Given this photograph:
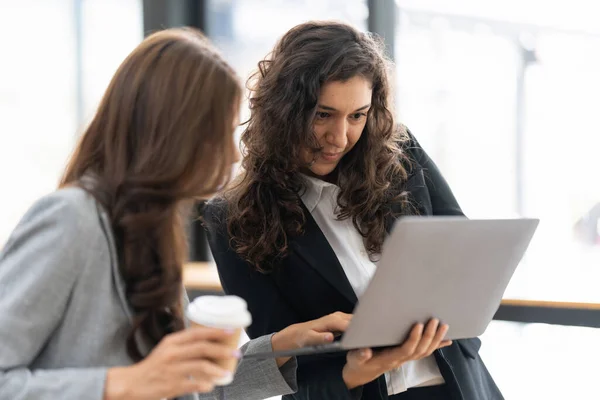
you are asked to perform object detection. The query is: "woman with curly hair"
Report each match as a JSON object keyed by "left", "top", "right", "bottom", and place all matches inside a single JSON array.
[{"left": 204, "top": 21, "right": 503, "bottom": 400}]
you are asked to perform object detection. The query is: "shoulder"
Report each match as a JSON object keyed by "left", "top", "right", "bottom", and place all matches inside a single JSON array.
[
  {"left": 11, "top": 187, "right": 104, "bottom": 250},
  {"left": 203, "top": 197, "right": 228, "bottom": 222},
  {"left": 0, "top": 187, "right": 107, "bottom": 290},
  {"left": 396, "top": 125, "right": 423, "bottom": 166},
  {"left": 34, "top": 186, "right": 99, "bottom": 227},
  {"left": 387, "top": 124, "right": 425, "bottom": 179},
  {"left": 202, "top": 197, "right": 229, "bottom": 234}
]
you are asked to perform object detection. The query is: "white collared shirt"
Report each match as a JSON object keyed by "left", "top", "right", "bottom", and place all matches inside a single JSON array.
[{"left": 300, "top": 175, "right": 445, "bottom": 395}]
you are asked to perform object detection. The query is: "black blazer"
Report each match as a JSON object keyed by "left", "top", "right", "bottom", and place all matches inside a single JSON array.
[{"left": 204, "top": 132, "right": 504, "bottom": 400}]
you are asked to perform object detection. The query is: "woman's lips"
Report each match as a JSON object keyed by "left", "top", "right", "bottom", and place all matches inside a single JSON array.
[{"left": 320, "top": 152, "right": 343, "bottom": 162}]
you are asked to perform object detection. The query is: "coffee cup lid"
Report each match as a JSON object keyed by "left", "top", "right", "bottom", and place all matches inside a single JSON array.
[{"left": 186, "top": 295, "right": 252, "bottom": 329}]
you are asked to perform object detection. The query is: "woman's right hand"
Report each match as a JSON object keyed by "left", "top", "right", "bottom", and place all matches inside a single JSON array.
[
  {"left": 104, "top": 326, "right": 240, "bottom": 400},
  {"left": 342, "top": 319, "right": 452, "bottom": 390},
  {"left": 271, "top": 311, "right": 352, "bottom": 367}
]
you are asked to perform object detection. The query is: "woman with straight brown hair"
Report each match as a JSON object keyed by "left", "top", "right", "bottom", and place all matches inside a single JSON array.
[{"left": 0, "top": 28, "right": 350, "bottom": 400}]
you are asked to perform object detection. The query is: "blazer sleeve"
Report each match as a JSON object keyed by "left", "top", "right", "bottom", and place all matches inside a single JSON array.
[
  {"left": 199, "top": 334, "right": 298, "bottom": 400},
  {"left": 405, "top": 128, "right": 465, "bottom": 217},
  {"left": 0, "top": 193, "right": 107, "bottom": 400},
  {"left": 203, "top": 202, "right": 362, "bottom": 400}
]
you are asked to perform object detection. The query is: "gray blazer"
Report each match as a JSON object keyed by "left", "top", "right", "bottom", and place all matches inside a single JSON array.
[{"left": 0, "top": 188, "right": 297, "bottom": 400}]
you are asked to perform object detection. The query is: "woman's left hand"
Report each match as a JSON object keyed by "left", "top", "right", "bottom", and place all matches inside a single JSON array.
[{"left": 271, "top": 312, "right": 352, "bottom": 367}]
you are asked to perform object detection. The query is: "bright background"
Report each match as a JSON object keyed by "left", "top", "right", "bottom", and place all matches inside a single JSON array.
[{"left": 1, "top": 1, "right": 599, "bottom": 398}]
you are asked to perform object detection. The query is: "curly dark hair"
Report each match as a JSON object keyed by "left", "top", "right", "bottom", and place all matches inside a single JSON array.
[
  {"left": 61, "top": 28, "right": 241, "bottom": 360},
  {"left": 223, "top": 21, "right": 411, "bottom": 272}
]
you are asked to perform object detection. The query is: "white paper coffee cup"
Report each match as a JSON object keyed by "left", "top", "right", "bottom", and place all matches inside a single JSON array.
[{"left": 186, "top": 295, "right": 252, "bottom": 385}]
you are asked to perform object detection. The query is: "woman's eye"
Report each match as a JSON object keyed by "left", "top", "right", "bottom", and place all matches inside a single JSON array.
[
  {"left": 316, "top": 112, "right": 330, "bottom": 119},
  {"left": 350, "top": 113, "right": 367, "bottom": 120}
]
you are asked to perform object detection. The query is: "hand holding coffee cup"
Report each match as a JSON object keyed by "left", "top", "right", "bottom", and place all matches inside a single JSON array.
[
  {"left": 186, "top": 295, "right": 252, "bottom": 385},
  {"left": 104, "top": 327, "right": 240, "bottom": 400}
]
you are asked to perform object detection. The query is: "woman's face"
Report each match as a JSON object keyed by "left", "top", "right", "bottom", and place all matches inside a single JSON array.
[{"left": 303, "top": 75, "right": 372, "bottom": 178}]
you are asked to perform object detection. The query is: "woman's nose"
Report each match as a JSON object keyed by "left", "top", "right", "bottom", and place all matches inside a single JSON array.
[{"left": 326, "top": 119, "right": 348, "bottom": 148}]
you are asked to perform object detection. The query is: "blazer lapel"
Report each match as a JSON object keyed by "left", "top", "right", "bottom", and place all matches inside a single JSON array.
[{"left": 290, "top": 202, "right": 358, "bottom": 305}]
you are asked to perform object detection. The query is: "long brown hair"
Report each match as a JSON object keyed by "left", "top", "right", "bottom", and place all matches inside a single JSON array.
[
  {"left": 61, "top": 28, "right": 241, "bottom": 360},
  {"left": 223, "top": 21, "right": 410, "bottom": 272}
]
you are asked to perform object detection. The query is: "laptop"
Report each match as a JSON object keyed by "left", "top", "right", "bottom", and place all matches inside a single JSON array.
[{"left": 243, "top": 216, "right": 539, "bottom": 359}]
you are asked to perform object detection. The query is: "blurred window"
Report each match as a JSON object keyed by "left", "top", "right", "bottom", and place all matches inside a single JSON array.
[
  {"left": 395, "top": 0, "right": 600, "bottom": 303},
  {"left": 0, "top": 0, "right": 143, "bottom": 246}
]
